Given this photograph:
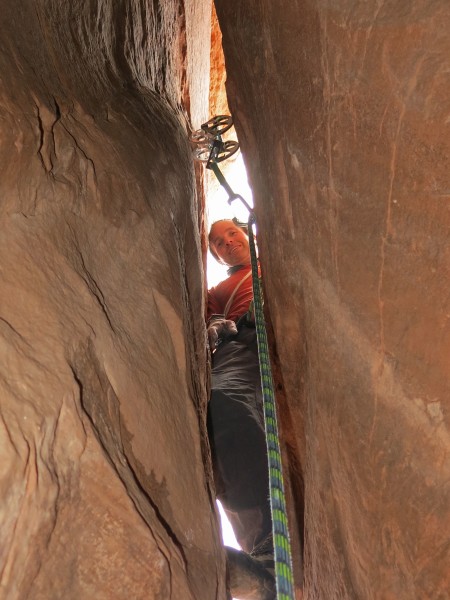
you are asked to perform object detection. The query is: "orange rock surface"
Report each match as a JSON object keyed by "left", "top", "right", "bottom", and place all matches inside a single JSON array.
[{"left": 215, "top": 1, "right": 450, "bottom": 597}]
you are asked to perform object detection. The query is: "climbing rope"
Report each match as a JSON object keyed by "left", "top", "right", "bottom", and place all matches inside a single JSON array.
[{"left": 247, "top": 212, "right": 295, "bottom": 600}]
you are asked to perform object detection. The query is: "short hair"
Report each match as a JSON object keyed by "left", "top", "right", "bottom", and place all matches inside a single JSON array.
[{"left": 208, "top": 218, "right": 249, "bottom": 262}]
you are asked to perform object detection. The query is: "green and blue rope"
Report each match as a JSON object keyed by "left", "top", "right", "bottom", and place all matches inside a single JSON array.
[{"left": 247, "top": 212, "right": 295, "bottom": 599}]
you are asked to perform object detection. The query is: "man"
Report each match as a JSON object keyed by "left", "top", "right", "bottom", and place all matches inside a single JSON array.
[{"left": 207, "top": 219, "right": 272, "bottom": 561}]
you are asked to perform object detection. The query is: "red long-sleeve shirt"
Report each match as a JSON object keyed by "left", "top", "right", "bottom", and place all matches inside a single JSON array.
[{"left": 207, "top": 265, "right": 254, "bottom": 323}]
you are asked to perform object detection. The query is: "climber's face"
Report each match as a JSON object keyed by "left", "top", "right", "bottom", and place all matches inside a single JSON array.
[{"left": 209, "top": 220, "right": 251, "bottom": 267}]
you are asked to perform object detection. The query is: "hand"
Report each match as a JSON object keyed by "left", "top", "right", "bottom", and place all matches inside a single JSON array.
[{"left": 207, "top": 317, "right": 238, "bottom": 351}]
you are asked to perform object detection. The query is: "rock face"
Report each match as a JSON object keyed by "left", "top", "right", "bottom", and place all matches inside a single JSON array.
[
  {"left": 0, "top": 1, "right": 226, "bottom": 599},
  {"left": 3, "top": 1, "right": 450, "bottom": 598},
  {"left": 215, "top": 1, "right": 450, "bottom": 598}
]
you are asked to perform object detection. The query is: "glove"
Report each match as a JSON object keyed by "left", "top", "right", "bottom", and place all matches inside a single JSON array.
[{"left": 207, "top": 315, "right": 238, "bottom": 351}]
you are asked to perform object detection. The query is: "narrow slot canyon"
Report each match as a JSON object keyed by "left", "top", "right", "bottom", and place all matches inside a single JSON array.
[{"left": 0, "top": 2, "right": 449, "bottom": 599}]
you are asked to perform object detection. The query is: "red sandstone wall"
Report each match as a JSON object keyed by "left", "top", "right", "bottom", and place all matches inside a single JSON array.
[
  {"left": 215, "top": 1, "right": 450, "bottom": 597},
  {"left": 0, "top": 1, "right": 225, "bottom": 598}
]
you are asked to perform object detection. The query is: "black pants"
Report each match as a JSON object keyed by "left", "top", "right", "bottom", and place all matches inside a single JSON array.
[{"left": 207, "top": 324, "right": 272, "bottom": 553}]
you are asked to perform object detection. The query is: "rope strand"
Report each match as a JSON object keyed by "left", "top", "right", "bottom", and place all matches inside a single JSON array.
[{"left": 248, "top": 212, "right": 295, "bottom": 599}]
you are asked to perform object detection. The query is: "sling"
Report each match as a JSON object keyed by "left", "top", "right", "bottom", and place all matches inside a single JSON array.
[{"left": 223, "top": 270, "right": 252, "bottom": 318}]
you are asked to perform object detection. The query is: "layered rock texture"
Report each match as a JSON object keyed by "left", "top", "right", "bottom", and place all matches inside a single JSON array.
[
  {"left": 215, "top": 1, "right": 450, "bottom": 598},
  {"left": 0, "top": 1, "right": 225, "bottom": 599},
  {"left": 2, "top": 1, "right": 450, "bottom": 599}
]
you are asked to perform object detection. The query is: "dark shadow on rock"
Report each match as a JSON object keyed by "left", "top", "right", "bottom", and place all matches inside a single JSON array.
[{"left": 225, "top": 546, "right": 276, "bottom": 600}]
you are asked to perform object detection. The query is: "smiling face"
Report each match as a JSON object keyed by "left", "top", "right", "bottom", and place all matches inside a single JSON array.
[{"left": 209, "top": 220, "right": 251, "bottom": 267}]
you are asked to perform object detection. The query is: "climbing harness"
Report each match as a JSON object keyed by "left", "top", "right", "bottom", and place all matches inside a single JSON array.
[{"left": 191, "top": 116, "right": 295, "bottom": 599}]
